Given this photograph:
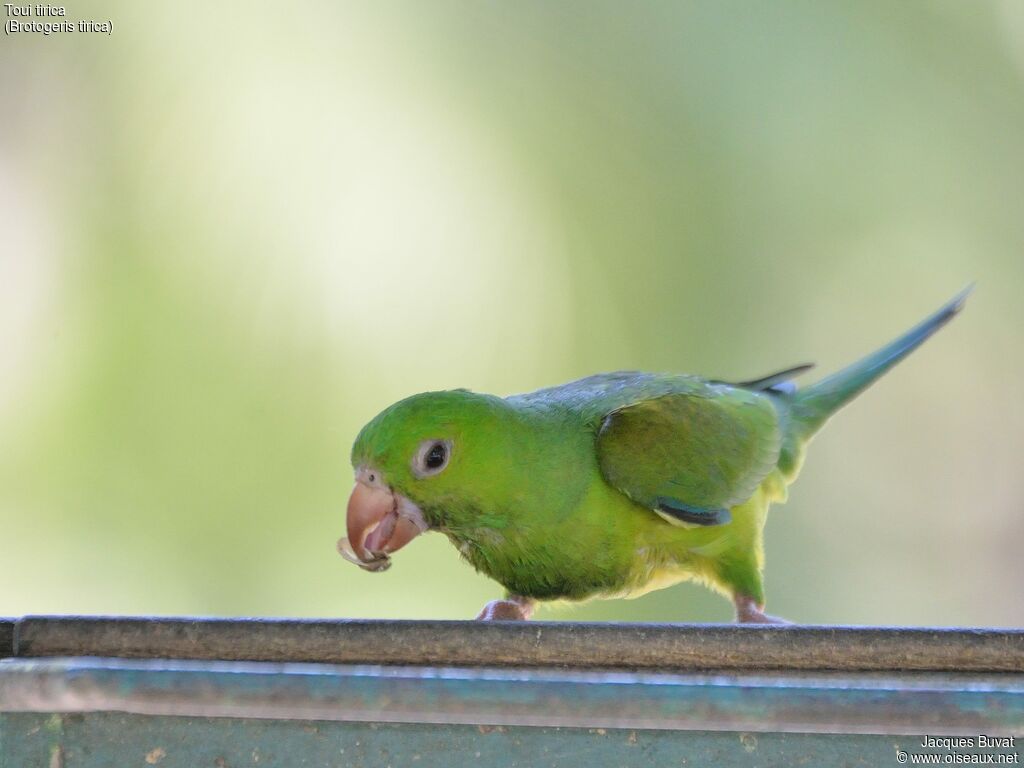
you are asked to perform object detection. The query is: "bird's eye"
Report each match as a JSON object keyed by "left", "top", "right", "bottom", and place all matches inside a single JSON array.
[
  {"left": 425, "top": 443, "right": 446, "bottom": 468},
  {"left": 413, "top": 439, "right": 452, "bottom": 478}
]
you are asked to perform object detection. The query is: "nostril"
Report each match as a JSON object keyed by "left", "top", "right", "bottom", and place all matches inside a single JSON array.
[{"left": 369, "top": 473, "right": 376, "bottom": 482}]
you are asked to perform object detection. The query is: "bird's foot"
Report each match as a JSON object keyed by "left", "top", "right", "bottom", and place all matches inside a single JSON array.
[
  {"left": 475, "top": 595, "right": 535, "bottom": 621},
  {"left": 734, "top": 595, "right": 791, "bottom": 624}
]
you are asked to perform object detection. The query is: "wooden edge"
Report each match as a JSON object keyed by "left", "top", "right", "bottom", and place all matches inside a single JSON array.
[
  {"left": 7, "top": 616, "right": 1024, "bottom": 672},
  {"left": 2, "top": 656, "right": 1022, "bottom": 736}
]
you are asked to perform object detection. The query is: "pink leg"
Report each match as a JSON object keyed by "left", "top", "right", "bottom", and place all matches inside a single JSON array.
[
  {"left": 475, "top": 595, "right": 535, "bottom": 621},
  {"left": 734, "top": 594, "right": 791, "bottom": 624}
]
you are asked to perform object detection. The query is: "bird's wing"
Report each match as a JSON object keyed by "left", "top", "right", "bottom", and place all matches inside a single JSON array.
[{"left": 596, "top": 388, "right": 782, "bottom": 526}]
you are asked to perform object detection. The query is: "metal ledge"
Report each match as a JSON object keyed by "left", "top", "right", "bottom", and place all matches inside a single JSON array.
[
  {"left": 2, "top": 657, "right": 1023, "bottom": 736},
  {"left": 3, "top": 618, "right": 1024, "bottom": 753},
  {"left": 4, "top": 616, "right": 1024, "bottom": 672}
]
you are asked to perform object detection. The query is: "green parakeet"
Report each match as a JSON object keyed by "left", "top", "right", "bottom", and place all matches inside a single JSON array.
[{"left": 339, "top": 288, "right": 970, "bottom": 622}]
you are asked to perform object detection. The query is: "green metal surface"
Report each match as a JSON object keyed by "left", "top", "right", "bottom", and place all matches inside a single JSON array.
[
  {"left": 2, "top": 657, "right": 1023, "bottom": 736},
  {"left": 5, "top": 712, "right": 1005, "bottom": 768}
]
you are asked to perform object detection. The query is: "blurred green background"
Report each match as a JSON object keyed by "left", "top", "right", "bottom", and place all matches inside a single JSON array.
[{"left": 1, "top": 1, "right": 1022, "bottom": 626}]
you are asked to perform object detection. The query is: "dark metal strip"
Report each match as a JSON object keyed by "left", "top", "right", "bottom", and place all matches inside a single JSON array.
[
  {"left": 0, "top": 619, "right": 13, "bottom": 659},
  {"left": 12, "top": 616, "right": 1024, "bottom": 672}
]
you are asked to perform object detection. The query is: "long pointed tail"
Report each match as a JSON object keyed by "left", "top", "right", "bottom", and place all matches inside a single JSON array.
[{"left": 791, "top": 285, "right": 973, "bottom": 439}]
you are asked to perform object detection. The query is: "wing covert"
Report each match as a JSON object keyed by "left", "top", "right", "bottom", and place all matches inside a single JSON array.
[{"left": 596, "top": 389, "right": 782, "bottom": 525}]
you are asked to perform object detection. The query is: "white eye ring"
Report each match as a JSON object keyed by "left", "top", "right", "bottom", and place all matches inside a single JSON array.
[{"left": 412, "top": 439, "right": 452, "bottom": 478}]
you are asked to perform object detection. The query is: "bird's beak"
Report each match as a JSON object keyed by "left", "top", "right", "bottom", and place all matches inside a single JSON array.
[{"left": 337, "top": 472, "right": 428, "bottom": 573}]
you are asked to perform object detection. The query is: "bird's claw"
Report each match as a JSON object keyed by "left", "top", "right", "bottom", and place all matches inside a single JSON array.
[{"left": 336, "top": 537, "right": 391, "bottom": 572}]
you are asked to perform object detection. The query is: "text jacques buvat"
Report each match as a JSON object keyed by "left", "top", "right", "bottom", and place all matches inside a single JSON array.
[{"left": 4, "top": 5, "right": 113, "bottom": 35}]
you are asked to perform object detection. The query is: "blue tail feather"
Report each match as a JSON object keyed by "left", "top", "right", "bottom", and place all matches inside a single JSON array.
[{"left": 791, "top": 284, "right": 973, "bottom": 438}]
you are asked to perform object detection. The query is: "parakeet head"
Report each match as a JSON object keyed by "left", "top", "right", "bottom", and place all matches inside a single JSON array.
[{"left": 339, "top": 389, "right": 515, "bottom": 572}]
